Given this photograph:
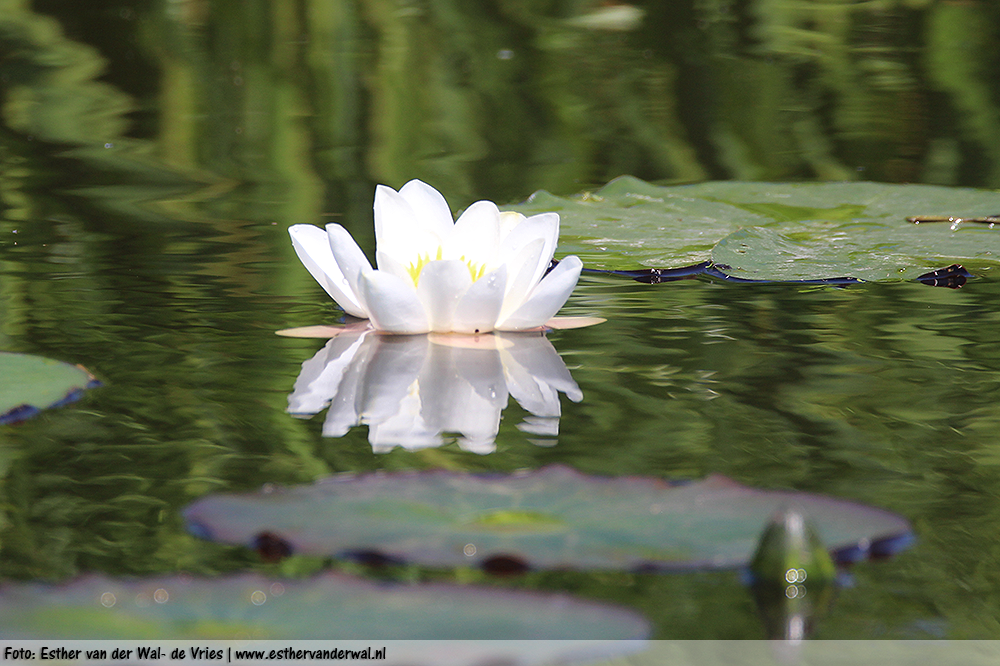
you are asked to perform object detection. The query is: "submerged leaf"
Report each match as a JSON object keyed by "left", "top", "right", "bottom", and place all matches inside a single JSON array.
[
  {"left": 185, "top": 466, "right": 912, "bottom": 571},
  {"left": 0, "top": 573, "right": 649, "bottom": 643}
]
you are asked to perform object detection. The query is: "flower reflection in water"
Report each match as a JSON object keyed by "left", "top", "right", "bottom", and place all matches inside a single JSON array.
[{"left": 287, "top": 328, "right": 583, "bottom": 454}]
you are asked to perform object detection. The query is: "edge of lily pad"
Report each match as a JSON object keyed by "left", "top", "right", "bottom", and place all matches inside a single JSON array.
[{"left": 0, "top": 359, "right": 102, "bottom": 426}]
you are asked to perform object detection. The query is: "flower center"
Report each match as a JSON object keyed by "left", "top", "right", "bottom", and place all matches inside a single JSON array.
[
  {"left": 407, "top": 248, "right": 487, "bottom": 285},
  {"left": 464, "top": 256, "right": 486, "bottom": 282},
  {"left": 406, "top": 247, "right": 443, "bottom": 284}
]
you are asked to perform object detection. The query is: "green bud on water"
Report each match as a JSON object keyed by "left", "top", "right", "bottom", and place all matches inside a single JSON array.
[{"left": 749, "top": 508, "right": 837, "bottom": 641}]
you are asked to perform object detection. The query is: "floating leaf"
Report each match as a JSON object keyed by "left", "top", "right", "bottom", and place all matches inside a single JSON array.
[
  {"left": 509, "top": 178, "right": 1000, "bottom": 281},
  {"left": 0, "top": 573, "right": 649, "bottom": 643},
  {"left": 185, "top": 466, "right": 912, "bottom": 571},
  {"left": 0, "top": 352, "right": 100, "bottom": 425}
]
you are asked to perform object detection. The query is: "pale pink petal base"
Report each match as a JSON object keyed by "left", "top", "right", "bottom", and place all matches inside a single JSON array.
[
  {"left": 543, "top": 316, "right": 607, "bottom": 330},
  {"left": 276, "top": 315, "right": 604, "bottom": 339}
]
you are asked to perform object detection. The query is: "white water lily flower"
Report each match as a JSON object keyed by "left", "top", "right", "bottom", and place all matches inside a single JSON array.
[{"left": 289, "top": 180, "right": 583, "bottom": 334}]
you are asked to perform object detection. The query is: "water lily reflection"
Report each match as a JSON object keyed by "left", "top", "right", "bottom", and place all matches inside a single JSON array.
[{"left": 288, "top": 329, "right": 583, "bottom": 453}]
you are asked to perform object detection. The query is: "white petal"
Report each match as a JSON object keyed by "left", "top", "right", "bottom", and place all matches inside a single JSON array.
[
  {"left": 498, "top": 211, "right": 527, "bottom": 242},
  {"left": 398, "top": 180, "right": 455, "bottom": 238},
  {"left": 358, "top": 268, "right": 430, "bottom": 334},
  {"left": 446, "top": 200, "right": 501, "bottom": 267},
  {"left": 498, "top": 212, "right": 559, "bottom": 270},
  {"left": 375, "top": 249, "right": 416, "bottom": 287},
  {"left": 452, "top": 265, "right": 507, "bottom": 334},
  {"left": 374, "top": 184, "right": 443, "bottom": 269},
  {"left": 288, "top": 224, "right": 367, "bottom": 318},
  {"left": 496, "top": 256, "right": 582, "bottom": 331},
  {"left": 496, "top": 237, "right": 544, "bottom": 324},
  {"left": 494, "top": 213, "right": 560, "bottom": 316},
  {"left": 415, "top": 260, "right": 473, "bottom": 332},
  {"left": 326, "top": 223, "right": 373, "bottom": 313}
]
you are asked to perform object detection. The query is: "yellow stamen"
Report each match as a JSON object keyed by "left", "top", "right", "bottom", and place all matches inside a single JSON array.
[
  {"left": 463, "top": 256, "right": 486, "bottom": 282},
  {"left": 407, "top": 247, "right": 444, "bottom": 285},
  {"left": 407, "top": 248, "right": 487, "bottom": 285}
]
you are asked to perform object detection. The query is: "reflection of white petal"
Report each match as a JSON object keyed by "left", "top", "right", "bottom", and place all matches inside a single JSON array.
[
  {"left": 287, "top": 331, "right": 369, "bottom": 416},
  {"left": 288, "top": 224, "right": 367, "bottom": 317},
  {"left": 444, "top": 388, "right": 502, "bottom": 445},
  {"left": 322, "top": 336, "right": 379, "bottom": 437},
  {"left": 451, "top": 346, "right": 509, "bottom": 407},
  {"left": 367, "top": 382, "right": 444, "bottom": 453},
  {"left": 497, "top": 256, "right": 582, "bottom": 330},
  {"left": 358, "top": 335, "right": 428, "bottom": 422},
  {"left": 499, "top": 332, "right": 584, "bottom": 405},
  {"left": 458, "top": 436, "right": 497, "bottom": 455},
  {"left": 415, "top": 260, "right": 473, "bottom": 332},
  {"left": 512, "top": 380, "right": 563, "bottom": 418},
  {"left": 452, "top": 265, "right": 507, "bottom": 334},
  {"left": 359, "top": 269, "right": 429, "bottom": 334},
  {"left": 287, "top": 327, "right": 582, "bottom": 453},
  {"left": 502, "top": 337, "right": 564, "bottom": 417},
  {"left": 420, "top": 345, "right": 506, "bottom": 443},
  {"left": 517, "top": 416, "right": 561, "bottom": 436}
]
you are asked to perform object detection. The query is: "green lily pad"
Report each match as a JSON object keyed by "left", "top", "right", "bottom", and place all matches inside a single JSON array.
[
  {"left": 0, "top": 352, "right": 100, "bottom": 425},
  {"left": 184, "top": 466, "right": 912, "bottom": 571},
  {"left": 0, "top": 573, "right": 649, "bottom": 642},
  {"left": 508, "top": 178, "right": 1000, "bottom": 281}
]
